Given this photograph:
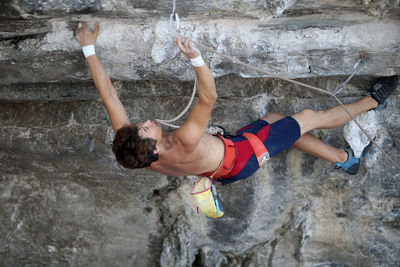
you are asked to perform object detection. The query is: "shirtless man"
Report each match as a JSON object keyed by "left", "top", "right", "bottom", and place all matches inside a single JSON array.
[{"left": 75, "top": 22, "right": 398, "bottom": 184}]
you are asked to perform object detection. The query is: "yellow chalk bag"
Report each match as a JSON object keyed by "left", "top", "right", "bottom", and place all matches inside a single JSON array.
[{"left": 190, "top": 177, "right": 224, "bottom": 218}]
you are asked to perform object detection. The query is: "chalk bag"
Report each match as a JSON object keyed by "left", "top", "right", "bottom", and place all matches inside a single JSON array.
[{"left": 190, "top": 177, "right": 224, "bottom": 218}]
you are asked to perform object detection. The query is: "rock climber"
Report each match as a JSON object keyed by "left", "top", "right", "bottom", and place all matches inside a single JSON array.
[{"left": 75, "top": 22, "right": 398, "bottom": 184}]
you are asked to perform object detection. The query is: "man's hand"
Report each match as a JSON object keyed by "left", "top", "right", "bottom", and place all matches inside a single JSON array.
[
  {"left": 176, "top": 35, "right": 200, "bottom": 59},
  {"left": 75, "top": 22, "right": 100, "bottom": 47}
]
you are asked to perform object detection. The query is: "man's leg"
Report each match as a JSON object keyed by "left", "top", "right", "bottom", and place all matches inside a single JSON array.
[
  {"left": 290, "top": 96, "right": 378, "bottom": 136},
  {"left": 263, "top": 76, "right": 397, "bottom": 172},
  {"left": 287, "top": 96, "right": 378, "bottom": 173},
  {"left": 262, "top": 112, "right": 348, "bottom": 163}
]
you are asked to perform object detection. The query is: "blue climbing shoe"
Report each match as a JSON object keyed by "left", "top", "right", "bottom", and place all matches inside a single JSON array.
[
  {"left": 368, "top": 76, "right": 398, "bottom": 111},
  {"left": 335, "top": 141, "right": 373, "bottom": 175}
]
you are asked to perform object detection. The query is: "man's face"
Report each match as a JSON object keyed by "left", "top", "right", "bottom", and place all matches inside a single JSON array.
[{"left": 137, "top": 120, "right": 162, "bottom": 142}]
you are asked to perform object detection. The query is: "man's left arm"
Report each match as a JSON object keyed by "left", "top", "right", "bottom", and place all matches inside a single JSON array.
[{"left": 174, "top": 36, "right": 217, "bottom": 150}]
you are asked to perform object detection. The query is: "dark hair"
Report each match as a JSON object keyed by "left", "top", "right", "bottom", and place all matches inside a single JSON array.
[{"left": 112, "top": 125, "right": 159, "bottom": 169}]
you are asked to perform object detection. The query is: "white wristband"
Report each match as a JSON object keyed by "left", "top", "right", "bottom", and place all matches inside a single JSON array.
[
  {"left": 82, "top": 45, "right": 95, "bottom": 58},
  {"left": 190, "top": 55, "right": 204, "bottom": 67}
]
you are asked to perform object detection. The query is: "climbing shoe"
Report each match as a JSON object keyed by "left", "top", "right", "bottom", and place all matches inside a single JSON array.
[
  {"left": 335, "top": 141, "right": 373, "bottom": 175},
  {"left": 368, "top": 76, "right": 398, "bottom": 111}
]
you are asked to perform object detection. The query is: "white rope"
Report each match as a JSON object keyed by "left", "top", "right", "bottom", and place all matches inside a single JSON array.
[
  {"left": 157, "top": 0, "right": 193, "bottom": 128},
  {"left": 155, "top": 77, "right": 197, "bottom": 128}
]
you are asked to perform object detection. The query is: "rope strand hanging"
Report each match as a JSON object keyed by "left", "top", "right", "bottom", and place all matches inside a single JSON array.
[{"left": 155, "top": 78, "right": 197, "bottom": 128}]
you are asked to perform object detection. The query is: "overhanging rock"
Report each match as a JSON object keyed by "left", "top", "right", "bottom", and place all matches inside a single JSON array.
[{"left": 0, "top": 5, "right": 399, "bottom": 84}]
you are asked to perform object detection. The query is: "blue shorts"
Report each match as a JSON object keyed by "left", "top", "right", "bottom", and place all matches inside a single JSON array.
[{"left": 217, "top": 116, "right": 301, "bottom": 184}]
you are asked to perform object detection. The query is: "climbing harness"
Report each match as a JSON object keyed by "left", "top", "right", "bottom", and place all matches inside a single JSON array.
[
  {"left": 199, "top": 136, "right": 237, "bottom": 179},
  {"left": 242, "top": 132, "right": 270, "bottom": 167}
]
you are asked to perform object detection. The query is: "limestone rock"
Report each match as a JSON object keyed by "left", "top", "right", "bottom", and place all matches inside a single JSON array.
[
  {"left": 344, "top": 110, "right": 377, "bottom": 158},
  {"left": 160, "top": 218, "right": 196, "bottom": 267},
  {"left": 1, "top": 1, "right": 400, "bottom": 266}
]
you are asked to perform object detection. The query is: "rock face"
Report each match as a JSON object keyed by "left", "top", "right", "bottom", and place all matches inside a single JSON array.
[
  {"left": 1, "top": 1, "right": 400, "bottom": 266},
  {"left": 1, "top": 1, "right": 400, "bottom": 84}
]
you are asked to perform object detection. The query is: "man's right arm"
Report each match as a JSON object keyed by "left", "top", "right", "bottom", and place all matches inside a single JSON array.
[{"left": 76, "top": 22, "right": 130, "bottom": 132}]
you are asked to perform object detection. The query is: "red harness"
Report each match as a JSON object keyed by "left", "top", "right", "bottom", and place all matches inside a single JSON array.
[
  {"left": 242, "top": 132, "right": 270, "bottom": 167},
  {"left": 200, "top": 136, "right": 237, "bottom": 179},
  {"left": 200, "top": 133, "right": 270, "bottom": 180}
]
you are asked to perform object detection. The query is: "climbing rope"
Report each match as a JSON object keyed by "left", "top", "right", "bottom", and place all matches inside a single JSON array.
[
  {"left": 158, "top": 2, "right": 220, "bottom": 134},
  {"left": 156, "top": 0, "right": 188, "bottom": 129},
  {"left": 155, "top": 78, "right": 197, "bottom": 128}
]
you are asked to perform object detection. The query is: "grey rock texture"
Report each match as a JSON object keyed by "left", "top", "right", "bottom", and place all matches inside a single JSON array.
[
  {"left": 1, "top": 1, "right": 400, "bottom": 84},
  {"left": 1, "top": 1, "right": 400, "bottom": 267}
]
